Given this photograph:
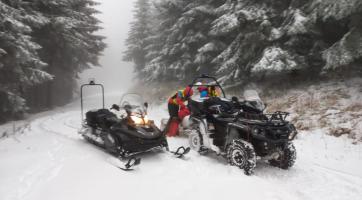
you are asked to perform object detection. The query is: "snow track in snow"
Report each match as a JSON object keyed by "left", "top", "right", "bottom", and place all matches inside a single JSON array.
[{"left": 1, "top": 98, "right": 362, "bottom": 200}]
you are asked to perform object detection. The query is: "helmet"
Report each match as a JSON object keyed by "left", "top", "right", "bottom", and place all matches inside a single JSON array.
[
  {"left": 183, "top": 86, "right": 194, "bottom": 97},
  {"left": 200, "top": 90, "right": 208, "bottom": 98}
]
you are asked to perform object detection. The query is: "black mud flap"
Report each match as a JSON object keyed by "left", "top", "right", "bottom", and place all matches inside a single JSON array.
[
  {"left": 116, "top": 157, "right": 141, "bottom": 171},
  {"left": 171, "top": 146, "right": 191, "bottom": 158}
]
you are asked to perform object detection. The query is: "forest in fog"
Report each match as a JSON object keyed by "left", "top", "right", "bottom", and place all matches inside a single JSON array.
[
  {"left": 0, "top": 0, "right": 105, "bottom": 123},
  {"left": 1, "top": 0, "right": 362, "bottom": 123},
  {"left": 125, "top": 0, "right": 362, "bottom": 88}
]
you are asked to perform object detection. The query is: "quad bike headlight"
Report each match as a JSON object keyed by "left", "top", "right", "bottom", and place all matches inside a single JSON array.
[
  {"left": 289, "top": 130, "right": 297, "bottom": 140},
  {"left": 252, "top": 127, "right": 260, "bottom": 135},
  {"left": 252, "top": 127, "right": 266, "bottom": 137},
  {"left": 288, "top": 124, "right": 298, "bottom": 140}
]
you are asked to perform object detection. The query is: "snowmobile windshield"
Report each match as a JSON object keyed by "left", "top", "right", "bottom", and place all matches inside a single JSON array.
[
  {"left": 119, "top": 93, "right": 146, "bottom": 115},
  {"left": 120, "top": 93, "right": 149, "bottom": 125},
  {"left": 243, "top": 90, "right": 265, "bottom": 111}
]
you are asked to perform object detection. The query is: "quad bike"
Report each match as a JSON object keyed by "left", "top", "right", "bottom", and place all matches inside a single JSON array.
[
  {"left": 78, "top": 81, "right": 190, "bottom": 170},
  {"left": 186, "top": 75, "right": 298, "bottom": 175}
]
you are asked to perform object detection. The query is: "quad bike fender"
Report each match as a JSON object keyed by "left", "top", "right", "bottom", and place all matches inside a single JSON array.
[{"left": 225, "top": 123, "right": 251, "bottom": 145}]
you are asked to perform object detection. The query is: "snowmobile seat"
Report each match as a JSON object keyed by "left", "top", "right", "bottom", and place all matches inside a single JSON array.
[
  {"left": 86, "top": 110, "right": 99, "bottom": 127},
  {"left": 86, "top": 109, "right": 118, "bottom": 129}
]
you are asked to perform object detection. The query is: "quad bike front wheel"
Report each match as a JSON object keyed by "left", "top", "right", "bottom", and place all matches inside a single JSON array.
[
  {"left": 269, "top": 142, "right": 297, "bottom": 169},
  {"left": 189, "top": 131, "right": 202, "bottom": 152},
  {"left": 226, "top": 139, "right": 256, "bottom": 175}
]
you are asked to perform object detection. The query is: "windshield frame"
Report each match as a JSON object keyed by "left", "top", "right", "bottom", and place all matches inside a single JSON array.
[
  {"left": 119, "top": 93, "right": 147, "bottom": 115},
  {"left": 189, "top": 75, "right": 227, "bottom": 98}
]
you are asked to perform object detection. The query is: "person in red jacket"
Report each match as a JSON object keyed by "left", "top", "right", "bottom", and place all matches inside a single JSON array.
[{"left": 166, "top": 86, "right": 193, "bottom": 137}]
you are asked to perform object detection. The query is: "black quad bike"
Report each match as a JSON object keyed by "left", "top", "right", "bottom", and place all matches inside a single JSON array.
[
  {"left": 185, "top": 75, "right": 298, "bottom": 175},
  {"left": 78, "top": 81, "right": 189, "bottom": 170}
]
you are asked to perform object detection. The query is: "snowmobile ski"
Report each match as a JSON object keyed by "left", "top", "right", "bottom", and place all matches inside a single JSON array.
[
  {"left": 170, "top": 146, "right": 191, "bottom": 158},
  {"left": 113, "top": 157, "right": 141, "bottom": 171}
]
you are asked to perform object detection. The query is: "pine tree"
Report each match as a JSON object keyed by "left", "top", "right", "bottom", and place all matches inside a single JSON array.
[
  {"left": 142, "top": 0, "right": 225, "bottom": 83},
  {"left": 142, "top": 0, "right": 189, "bottom": 82},
  {"left": 0, "top": 0, "right": 53, "bottom": 120},
  {"left": 127, "top": 0, "right": 362, "bottom": 89},
  {"left": 312, "top": 0, "right": 362, "bottom": 71},
  {"left": 124, "top": 0, "right": 153, "bottom": 79},
  {"left": 25, "top": 0, "right": 106, "bottom": 108}
]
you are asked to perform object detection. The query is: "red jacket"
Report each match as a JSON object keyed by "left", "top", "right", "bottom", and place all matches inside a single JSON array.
[{"left": 168, "top": 90, "right": 187, "bottom": 109}]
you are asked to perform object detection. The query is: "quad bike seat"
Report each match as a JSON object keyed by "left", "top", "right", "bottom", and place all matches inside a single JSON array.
[
  {"left": 203, "top": 97, "right": 238, "bottom": 115},
  {"left": 188, "top": 99, "right": 205, "bottom": 116}
]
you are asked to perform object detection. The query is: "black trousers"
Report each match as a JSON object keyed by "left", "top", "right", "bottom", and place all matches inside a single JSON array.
[{"left": 168, "top": 103, "right": 179, "bottom": 118}]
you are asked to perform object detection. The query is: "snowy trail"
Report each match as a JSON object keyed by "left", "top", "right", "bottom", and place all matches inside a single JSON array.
[{"left": 1, "top": 95, "right": 362, "bottom": 200}]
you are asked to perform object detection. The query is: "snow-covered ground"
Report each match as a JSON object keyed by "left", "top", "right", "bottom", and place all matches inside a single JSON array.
[{"left": 1, "top": 93, "right": 362, "bottom": 200}]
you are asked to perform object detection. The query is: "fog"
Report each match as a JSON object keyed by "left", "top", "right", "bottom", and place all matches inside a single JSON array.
[{"left": 80, "top": 0, "right": 136, "bottom": 92}]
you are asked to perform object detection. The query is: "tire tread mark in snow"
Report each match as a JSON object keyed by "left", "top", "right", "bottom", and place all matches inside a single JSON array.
[{"left": 313, "top": 162, "right": 362, "bottom": 181}]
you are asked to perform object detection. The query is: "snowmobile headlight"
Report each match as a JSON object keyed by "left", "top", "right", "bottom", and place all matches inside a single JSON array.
[{"left": 130, "top": 115, "right": 149, "bottom": 125}]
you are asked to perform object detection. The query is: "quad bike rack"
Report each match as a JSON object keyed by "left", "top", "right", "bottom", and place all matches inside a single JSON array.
[
  {"left": 265, "top": 111, "right": 290, "bottom": 122},
  {"left": 80, "top": 80, "right": 105, "bottom": 121}
]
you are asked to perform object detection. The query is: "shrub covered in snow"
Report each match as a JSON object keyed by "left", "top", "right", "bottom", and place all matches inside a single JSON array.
[
  {"left": 251, "top": 47, "right": 298, "bottom": 76},
  {"left": 264, "top": 78, "right": 362, "bottom": 143}
]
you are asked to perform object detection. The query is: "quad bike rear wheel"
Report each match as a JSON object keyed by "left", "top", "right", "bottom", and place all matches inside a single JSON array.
[
  {"left": 226, "top": 139, "right": 256, "bottom": 175},
  {"left": 269, "top": 142, "right": 296, "bottom": 169}
]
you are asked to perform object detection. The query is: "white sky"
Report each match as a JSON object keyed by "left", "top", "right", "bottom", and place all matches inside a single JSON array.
[{"left": 80, "top": 0, "right": 136, "bottom": 92}]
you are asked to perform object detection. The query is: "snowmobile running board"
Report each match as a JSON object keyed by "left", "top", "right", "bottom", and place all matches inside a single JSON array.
[{"left": 113, "top": 147, "right": 189, "bottom": 171}]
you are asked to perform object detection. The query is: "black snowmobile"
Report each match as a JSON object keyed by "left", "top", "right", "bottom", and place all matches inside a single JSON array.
[
  {"left": 78, "top": 81, "right": 189, "bottom": 170},
  {"left": 186, "top": 75, "right": 298, "bottom": 175}
]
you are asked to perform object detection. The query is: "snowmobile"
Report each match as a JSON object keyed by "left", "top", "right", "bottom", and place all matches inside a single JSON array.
[
  {"left": 78, "top": 81, "right": 189, "bottom": 170},
  {"left": 185, "top": 75, "right": 298, "bottom": 175}
]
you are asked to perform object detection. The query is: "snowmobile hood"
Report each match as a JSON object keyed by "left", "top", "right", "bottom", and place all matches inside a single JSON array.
[{"left": 111, "top": 124, "right": 163, "bottom": 140}]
